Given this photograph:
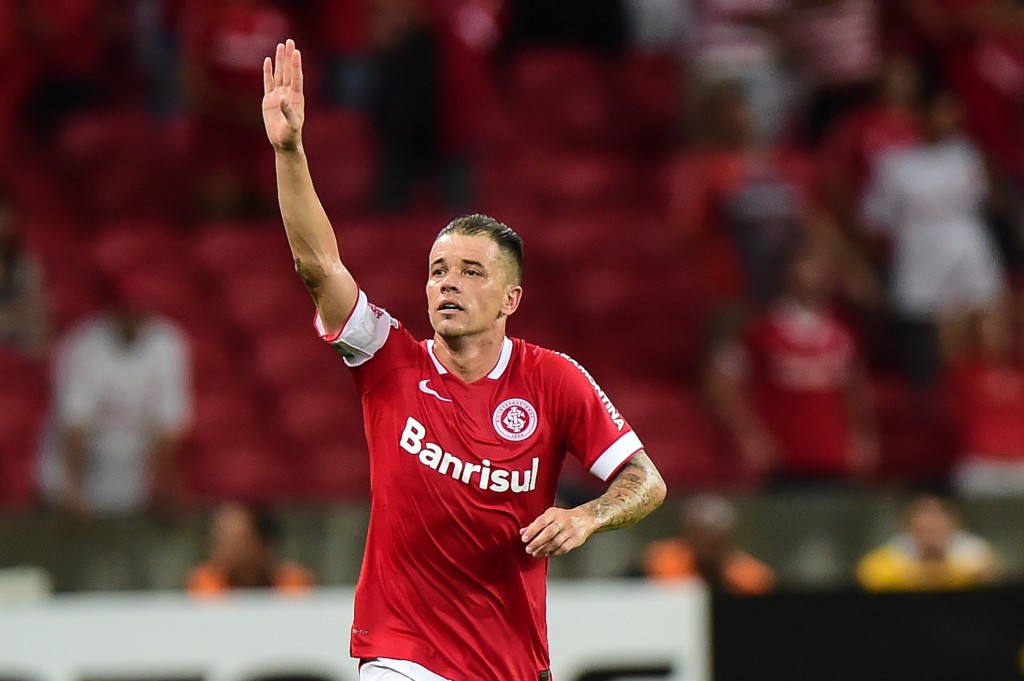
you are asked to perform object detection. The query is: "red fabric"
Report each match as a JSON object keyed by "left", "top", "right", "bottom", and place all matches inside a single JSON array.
[
  {"left": 181, "top": 0, "right": 290, "bottom": 96},
  {"left": 344, "top": 323, "right": 640, "bottom": 680},
  {"left": 948, "top": 359, "right": 1024, "bottom": 460},
  {"left": 741, "top": 306, "right": 857, "bottom": 477},
  {"left": 820, "top": 104, "right": 920, "bottom": 199},
  {"left": 29, "top": 0, "right": 105, "bottom": 75},
  {"left": 670, "top": 147, "right": 817, "bottom": 304}
]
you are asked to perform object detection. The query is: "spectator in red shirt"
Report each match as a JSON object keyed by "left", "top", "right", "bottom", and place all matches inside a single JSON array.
[
  {"left": 179, "top": 0, "right": 291, "bottom": 216},
  {"left": 709, "top": 232, "right": 878, "bottom": 485},
  {"left": 820, "top": 56, "right": 921, "bottom": 234},
  {"left": 786, "top": 0, "right": 884, "bottom": 146},
  {"left": 901, "top": 0, "right": 1024, "bottom": 185},
  {"left": 670, "top": 81, "right": 819, "bottom": 310},
  {"left": 947, "top": 303, "right": 1024, "bottom": 497}
]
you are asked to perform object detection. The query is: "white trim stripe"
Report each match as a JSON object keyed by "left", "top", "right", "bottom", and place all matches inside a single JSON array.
[
  {"left": 425, "top": 340, "right": 448, "bottom": 374},
  {"left": 486, "top": 337, "right": 514, "bottom": 380},
  {"left": 314, "top": 290, "right": 366, "bottom": 343},
  {"left": 589, "top": 431, "right": 643, "bottom": 481}
]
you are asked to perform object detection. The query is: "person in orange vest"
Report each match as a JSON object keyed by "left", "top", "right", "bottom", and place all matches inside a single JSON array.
[
  {"left": 642, "top": 494, "right": 774, "bottom": 595},
  {"left": 188, "top": 501, "right": 313, "bottom": 596}
]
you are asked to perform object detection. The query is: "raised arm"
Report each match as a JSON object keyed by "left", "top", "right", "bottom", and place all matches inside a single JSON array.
[
  {"left": 521, "top": 452, "right": 666, "bottom": 558},
  {"left": 263, "top": 39, "right": 358, "bottom": 334}
]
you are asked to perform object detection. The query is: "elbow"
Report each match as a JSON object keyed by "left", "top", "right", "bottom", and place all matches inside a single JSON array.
[
  {"left": 650, "top": 472, "right": 667, "bottom": 510},
  {"left": 293, "top": 256, "right": 327, "bottom": 290}
]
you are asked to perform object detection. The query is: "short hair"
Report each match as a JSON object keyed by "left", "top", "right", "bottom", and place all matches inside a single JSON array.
[{"left": 436, "top": 214, "right": 524, "bottom": 285}]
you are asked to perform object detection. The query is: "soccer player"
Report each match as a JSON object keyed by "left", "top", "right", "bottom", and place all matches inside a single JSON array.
[{"left": 262, "top": 40, "right": 667, "bottom": 681}]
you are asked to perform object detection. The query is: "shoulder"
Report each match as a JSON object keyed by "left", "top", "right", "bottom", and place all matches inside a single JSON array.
[
  {"left": 274, "top": 562, "right": 315, "bottom": 592},
  {"left": 145, "top": 316, "right": 188, "bottom": 348},
  {"left": 523, "top": 342, "right": 602, "bottom": 389},
  {"left": 643, "top": 539, "right": 695, "bottom": 580},
  {"left": 951, "top": 532, "right": 998, "bottom": 563},
  {"left": 187, "top": 563, "right": 227, "bottom": 595}
]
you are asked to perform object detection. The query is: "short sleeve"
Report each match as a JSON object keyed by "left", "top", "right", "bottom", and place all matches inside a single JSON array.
[
  {"left": 860, "top": 151, "right": 900, "bottom": 232},
  {"left": 57, "top": 330, "right": 102, "bottom": 429},
  {"left": 549, "top": 354, "right": 644, "bottom": 481},
  {"left": 153, "top": 324, "right": 192, "bottom": 433},
  {"left": 314, "top": 290, "right": 398, "bottom": 367}
]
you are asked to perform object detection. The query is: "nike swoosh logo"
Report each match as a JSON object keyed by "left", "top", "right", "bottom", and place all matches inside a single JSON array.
[{"left": 418, "top": 379, "right": 452, "bottom": 403}]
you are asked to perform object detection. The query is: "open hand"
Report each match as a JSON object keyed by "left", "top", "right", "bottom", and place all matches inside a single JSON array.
[
  {"left": 520, "top": 507, "right": 597, "bottom": 558},
  {"left": 262, "top": 39, "right": 304, "bottom": 152}
]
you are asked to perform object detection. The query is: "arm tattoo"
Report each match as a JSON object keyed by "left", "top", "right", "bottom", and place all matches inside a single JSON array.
[{"left": 583, "top": 450, "right": 666, "bottom": 533}]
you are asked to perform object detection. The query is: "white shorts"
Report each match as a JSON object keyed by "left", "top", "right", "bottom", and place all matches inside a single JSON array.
[{"left": 359, "top": 658, "right": 452, "bottom": 681}]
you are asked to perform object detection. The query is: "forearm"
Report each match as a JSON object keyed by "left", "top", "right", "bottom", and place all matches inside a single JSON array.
[
  {"left": 276, "top": 149, "right": 343, "bottom": 285},
  {"left": 62, "top": 428, "right": 87, "bottom": 493},
  {"left": 580, "top": 452, "right": 666, "bottom": 534}
]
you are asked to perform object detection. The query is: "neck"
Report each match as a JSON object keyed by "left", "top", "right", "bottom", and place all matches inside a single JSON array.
[{"left": 433, "top": 325, "right": 507, "bottom": 382}]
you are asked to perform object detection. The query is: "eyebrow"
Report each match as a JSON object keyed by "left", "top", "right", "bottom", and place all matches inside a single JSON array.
[{"left": 430, "top": 257, "right": 488, "bottom": 270}]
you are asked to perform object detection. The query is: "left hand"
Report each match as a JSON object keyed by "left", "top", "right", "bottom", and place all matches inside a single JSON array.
[{"left": 520, "top": 507, "right": 597, "bottom": 558}]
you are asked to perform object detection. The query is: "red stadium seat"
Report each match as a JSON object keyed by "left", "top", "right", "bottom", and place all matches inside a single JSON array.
[
  {"left": 507, "top": 49, "right": 611, "bottom": 150},
  {"left": 249, "top": 330, "right": 352, "bottom": 391},
  {"left": 190, "top": 391, "right": 263, "bottom": 452},
  {"left": 301, "top": 109, "right": 376, "bottom": 216},
  {"left": 0, "top": 394, "right": 44, "bottom": 509},
  {"left": 184, "top": 437, "right": 290, "bottom": 504},
  {"left": 299, "top": 442, "right": 370, "bottom": 501},
  {"left": 194, "top": 223, "right": 293, "bottom": 280},
  {"left": 278, "top": 387, "right": 364, "bottom": 451},
  {"left": 605, "top": 382, "right": 722, "bottom": 490},
  {"left": 91, "top": 223, "right": 183, "bottom": 277},
  {"left": 220, "top": 272, "right": 309, "bottom": 336}
]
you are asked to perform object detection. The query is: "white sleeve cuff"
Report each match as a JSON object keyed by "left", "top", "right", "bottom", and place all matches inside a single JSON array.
[
  {"left": 314, "top": 291, "right": 394, "bottom": 367},
  {"left": 589, "top": 431, "right": 644, "bottom": 481}
]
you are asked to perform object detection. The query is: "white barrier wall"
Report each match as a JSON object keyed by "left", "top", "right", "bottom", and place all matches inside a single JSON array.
[{"left": 0, "top": 582, "right": 708, "bottom": 681}]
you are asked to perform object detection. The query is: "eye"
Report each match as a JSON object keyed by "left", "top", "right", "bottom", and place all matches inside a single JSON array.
[
  {"left": 465, "top": 269, "right": 480, "bottom": 277},
  {"left": 431, "top": 267, "right": 445, "bottom": 277}
]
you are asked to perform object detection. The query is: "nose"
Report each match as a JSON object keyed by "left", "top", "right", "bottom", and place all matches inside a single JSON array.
[{"left": 440, "top": 272, "right": 460, "bottom": 293}]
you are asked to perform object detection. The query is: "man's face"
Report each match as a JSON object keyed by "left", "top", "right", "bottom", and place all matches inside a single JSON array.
[
  {"left": 907, "top": 499, "right": 956, "bottom": 560},
  {"left": 426, "top": 233, "right": 521, "bottom": 339},
  {"left": 210, "top": 504, "right": 265, "bottom": 573}
]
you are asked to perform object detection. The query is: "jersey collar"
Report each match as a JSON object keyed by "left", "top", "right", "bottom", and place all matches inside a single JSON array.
[{"left": 427, "top": 337, "right": 513, "bottom": 380}]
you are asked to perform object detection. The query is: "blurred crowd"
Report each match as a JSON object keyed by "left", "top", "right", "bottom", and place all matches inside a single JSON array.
[{"left": 2, "top": 0, "right": 1024, "bottom": 557}]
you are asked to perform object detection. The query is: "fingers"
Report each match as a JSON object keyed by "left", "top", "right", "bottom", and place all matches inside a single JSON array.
[
  {"left": 521, "top": 508, "right": 583, "bottom": 557},
  {"left": 292, "top": 48, "right": 303, "bottom": 95},
  {"left": 274, "top": 42, "right": 285, "bottom": 87},
  {"left": 262, "top": 56, "right": 274, "bottom": 95},
  {"left": 282, "top": 39, "right": 294, "bottom": 88}
]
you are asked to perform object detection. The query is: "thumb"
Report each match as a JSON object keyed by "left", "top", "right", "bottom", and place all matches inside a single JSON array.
[{"left": 280, "top": 98, "right": 301, "bottom": 127}]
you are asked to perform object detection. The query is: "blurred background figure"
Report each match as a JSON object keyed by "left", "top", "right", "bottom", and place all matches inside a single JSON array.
[
  {"left": 685, "top": 0, "right": 793, "bottom": 143},
  {"left": 179, "top": 0, "right": 291, "bottom": 217},
  {"left": 188, "top": 502, "right": 314, "bottom": 596},
  {"left": 857, "top": 493, "right": 1002, "bottom": 591},
  {"left": 786, "top": 0, "right": 882, "bottom": 146},
  {"left": 642, "top": 494, "right": 773, "bottom": 596},
  {"left": 369, "top": 0, "right": 486, "bottom": 213},
  {"left": 670, "top": 80, "right": 816, "bottom": 318},
  {"left": 37, "top": 285, "right": 191, "bottom": 516},
  {"left": 861, "top": 88, "right": 1005, "bottom": 387},
  {"left": 819, "top": 56, "right": 921, "bottom": 235},
  {"left": 946, "top": 303, "right": 1024, "bottom": 497},
  {"left": 0, "top": 194, "right": 49, "bottom": 358},
  {"left": 708, "top": 233, "right": 878, "bottom": 486}
]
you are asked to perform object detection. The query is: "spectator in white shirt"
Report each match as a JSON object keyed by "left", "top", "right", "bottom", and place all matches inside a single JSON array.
[
  {"left": 38, "top": 285, "right": 191, "bottom": 515},
  {"left": 861, "top": 88, "right": 1005, "bottom": 386}
]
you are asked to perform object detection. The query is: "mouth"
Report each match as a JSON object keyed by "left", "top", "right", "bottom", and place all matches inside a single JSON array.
[{"left": 437, "top": 301, "right": 464, "bottom": 313}]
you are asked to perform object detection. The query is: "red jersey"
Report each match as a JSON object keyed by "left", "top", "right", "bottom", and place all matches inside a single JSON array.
[
  {"left": 737, "top": 304, "right": 857, "bottom": 477},
  {"left": 315, "top": 291, "right": 643, "bottom": 680},
  {"left": 948, "top": 358, "right": 1024, "bottom": 461}
]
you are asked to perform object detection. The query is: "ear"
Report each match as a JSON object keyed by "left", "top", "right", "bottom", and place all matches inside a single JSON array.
[{"left": 501, "top": 284, "right": 523, "bottom": 318}]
